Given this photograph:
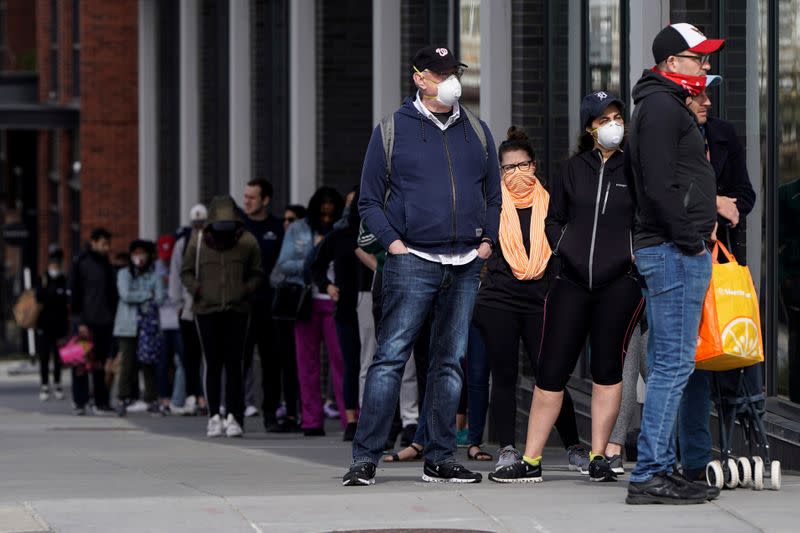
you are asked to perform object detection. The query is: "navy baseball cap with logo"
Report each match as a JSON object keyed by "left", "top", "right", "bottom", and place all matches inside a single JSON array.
[
  {"left": 652, "top": 23, "right": 725, "bottom": 64},
  {"left": 580, "top": 91, "right": 624, "bottom": 128},
  {"left": 412, "top": 45, "right": 467, "bottom": 74}
]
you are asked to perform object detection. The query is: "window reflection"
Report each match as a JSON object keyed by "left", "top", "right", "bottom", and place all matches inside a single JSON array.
[
  {"left": 587, "top": 0, "right": 621, "bottom": 96},
  {"left": 459, "top": 0, "right": 480, "bottom": 115}
]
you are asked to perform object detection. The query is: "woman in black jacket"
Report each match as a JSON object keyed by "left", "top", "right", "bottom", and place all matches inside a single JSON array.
[
  {"left": 36, "top": 246, "right": 70, "bottom": 401},
  {"left": 490, "top": 92, "right": 643, "bottom": 484}
]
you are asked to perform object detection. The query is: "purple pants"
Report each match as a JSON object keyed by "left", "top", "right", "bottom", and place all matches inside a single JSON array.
[{"left": 295, "top": 298, "right": 346, "bottom": 430}]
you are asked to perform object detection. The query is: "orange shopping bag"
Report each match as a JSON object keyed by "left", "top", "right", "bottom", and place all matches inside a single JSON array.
[{"left": 695, "top": 242, "right": 764, "bottom": 371}]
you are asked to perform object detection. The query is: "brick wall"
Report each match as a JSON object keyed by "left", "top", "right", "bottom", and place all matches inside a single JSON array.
[
  {"left": 78, "top": 0, "right": 139, "bottom": 255},
  {"left": 3, "top": 0, "right": 36, "bottom": 71}
]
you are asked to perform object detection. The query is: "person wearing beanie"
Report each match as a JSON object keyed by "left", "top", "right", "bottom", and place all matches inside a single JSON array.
[{"left": 625, "top": 23, "right": 725, "bottom": 505}]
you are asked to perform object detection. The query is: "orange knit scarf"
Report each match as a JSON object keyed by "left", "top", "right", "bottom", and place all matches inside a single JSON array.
[{"left": 499, "top": 169, "right": 552, "bottom": 280}]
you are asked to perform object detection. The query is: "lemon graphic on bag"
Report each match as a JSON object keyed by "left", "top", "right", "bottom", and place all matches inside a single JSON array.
[{"left": 721, "top": 317, "right": 760, "bottom": 357}]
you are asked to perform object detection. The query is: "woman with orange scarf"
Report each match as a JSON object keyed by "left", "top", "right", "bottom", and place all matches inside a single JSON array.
[{"left": 470, "top": 127, "right": 583, "bottom": 471}]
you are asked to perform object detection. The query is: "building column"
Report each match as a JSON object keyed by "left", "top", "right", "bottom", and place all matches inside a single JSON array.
[
  {"left": 479, "top": 0, "right": 511, "bottom": 146},
  {"left": 289, "top": 0, "right": 316, "bottom": 204},
  {"left": 138, "top": 0, "right": 158, "bottom": 240},
  {"left": 567, "top": 0, "right": 582, "bottom": 153},
  {"left": 229, "top": 0, "right": 252, "bottom": 198},
  {"left": 628, "top": 0, "right": 669, "bottom": 104},
  {"left": 179, "top": 0, "right": 200, "bottom": 224},
  {"left": 373, "top": 0, "right": 401, "bottom": 124}
]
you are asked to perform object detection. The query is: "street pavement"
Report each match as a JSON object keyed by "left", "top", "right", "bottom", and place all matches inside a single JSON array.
[{"left": 1, "top": 361, "right": 798, "bottom": 533}]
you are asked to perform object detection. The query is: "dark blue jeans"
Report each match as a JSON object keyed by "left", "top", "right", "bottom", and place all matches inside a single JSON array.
[
  {"left": 466, "top": 323, "right": 490, "bottom": 446},
  {"left": 678, "top": 369, "right": 712, "bottom": 472},
  {"left": 630, "top": 243, "right": 712, "bottom": 483},
  {"left": 352, "top": 253, "right": 482, "bottom": 465}
]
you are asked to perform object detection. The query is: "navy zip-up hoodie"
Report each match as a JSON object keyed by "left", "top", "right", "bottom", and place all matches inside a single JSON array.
[{"left": 358, "top": 98, "right": 501, "bottom": 255}]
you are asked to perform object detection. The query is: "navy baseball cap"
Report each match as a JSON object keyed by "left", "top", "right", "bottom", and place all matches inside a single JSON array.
[
  {"left": 412, "top": 45, "right": 467, "bottom": 74},
  {"left": 580, "top": 91, "right": 624, "bottom": 128}
]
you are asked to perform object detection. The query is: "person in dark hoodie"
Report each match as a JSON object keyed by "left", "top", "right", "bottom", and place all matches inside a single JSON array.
[
  {"left": 36, "top": 245, "right": 69, "bottom": 401},
  {"left": 345, "top": 44, "right": 501, "bottom": 487},
  {"left": 181, "top": 196, "right": 263, "bottom": 438},
  {"left": 70, "top": 227, "right": 118, "bottom": 414},
  {"left": 625, "top": 23, "right": 725, "bottom": 505},
  {"left": 489, "top": 93, "right": 643, "bottom": 484}
]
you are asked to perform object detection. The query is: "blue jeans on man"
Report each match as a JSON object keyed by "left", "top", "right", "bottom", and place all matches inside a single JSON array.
[
  {"left": 630, "top": 243, "right": 712, "bottom": 483},
  {"left": 352, "top": 253, "right": 482, "bottom": 465},
  {"left": 678, "top": 369, "right": 712, "bottom": 476}
]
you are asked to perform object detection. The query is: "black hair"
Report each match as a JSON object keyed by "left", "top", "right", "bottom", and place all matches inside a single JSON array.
[
  {"left": 90, "top": 227, "right": 111, "bottom": 241},
  {"left": 348, "top": 186, "right": 361, "bottom": 226},
  {"left": 246, "top": 179, "right": 273, "bottom": 200},
  {"left": 285, "top": 204, "right": 307, "bottom": 220},
  {"left": 498, "top": 126, "right": 536, "bottom": 164},
  {"left": 128, "top": 239, "right": 155, "bottom": 276},
  {"left": 576, "top": 131, "right": 596, "bottom": 155},
  {"left": 306, "top": 186, "right": 344, "bottom": 234}
]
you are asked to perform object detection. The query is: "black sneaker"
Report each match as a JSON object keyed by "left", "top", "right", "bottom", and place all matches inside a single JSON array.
[
  {"left": 626, "top": 472, "right": 708, "bottom": 505},
  {"left": 343, "top": 422, "right": 357, "bottom": 442},
  {"left": 589, "top": 456, "right": 618, "bottom": 482},
  {"left": 304, "top": 427, "right": 325, "bottom": 437},
  {"left": 674, "top": 472, "right": 720, "bottom": 501},
  {"left": 342, "top": 462, "right": 376, "bottom": 486},
  {"left": 488, "top": 459, "right": 543, "bottom": 484},
  {"left": 422, "top": 461, "right": 482, "bottom": 484}
]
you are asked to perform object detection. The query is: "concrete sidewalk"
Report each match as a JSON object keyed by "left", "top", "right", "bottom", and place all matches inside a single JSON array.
[{"left": 1, "top": 363, "right": 797, "bottom": 533}]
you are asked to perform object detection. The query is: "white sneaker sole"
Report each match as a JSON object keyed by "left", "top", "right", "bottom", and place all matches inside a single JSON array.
[
  {"left": 207, "top": 431, "right": 223, "bottom": 438},
  {"left": 569, "top": 464, "right": 590, "bottom": 475},
  {"left": 611, "top": 467, "right": 625, "bottom": 475},
  {"left": 488, "top": 475, "right": 543, "bottom": 484},
  {"left": 226, "top": 430, "right": 243, "bottom": 438},
  {"left": 421, "top": 474, "right": 480, "bottom": 484},
  {"left": 342, "top": 478, "right": 375, "bottom": 486}
]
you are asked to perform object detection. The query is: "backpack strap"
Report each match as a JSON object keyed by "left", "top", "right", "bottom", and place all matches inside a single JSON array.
[
  {"left": 379, "top": 112, "right": 395, "bottom": 206},
  {"left": 195, "top": 230, "right": 203, "bottom": 280},
  {"left": 461, "top": 105, "right": 488, "bottom": 157}
]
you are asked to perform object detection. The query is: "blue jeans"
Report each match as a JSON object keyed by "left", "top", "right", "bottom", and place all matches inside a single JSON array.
[
  {"left": 466, "top": 323, "right": 490, "bottom": 445},
  {"left": 678, "top": 369, "right": 712, "bottom": 472},
  {"left": 630, "top": 243, "right": 712, "bottom": 483},
  {"left": 352, "top": 253, "right": 482, "bottom": 465}
]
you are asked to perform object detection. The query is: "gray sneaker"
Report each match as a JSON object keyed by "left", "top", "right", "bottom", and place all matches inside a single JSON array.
[
  {"left": 608, "top": 454, "right": 625, "bottom": 475},
  {"left": 567, "top": 444, "right": 590, "bottom": 475},
  {"left": 495, "top": 445, "right": 521, "bottom": 470}
]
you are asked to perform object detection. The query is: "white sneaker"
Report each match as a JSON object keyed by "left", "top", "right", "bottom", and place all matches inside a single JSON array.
[
  {"left": 225, "top": 414, "right": 243, "bottom": 438},
  {"left": 127, "top": 400, "right": 149, "bottom": 413},
  {"left": 207, "top": 414, "right": 224, "bottom": 437},
  {"left": 181, "top": 396, "right": 198, "bottom": 416},
  {"left": 39, "top": 386, "right": 50, "bottom": 401},
  {"left": 244, "top": 405, "right": 259, "bottom": 418},
  {"left": 53, "top": 386, "right": 65, "bottom": 400}
]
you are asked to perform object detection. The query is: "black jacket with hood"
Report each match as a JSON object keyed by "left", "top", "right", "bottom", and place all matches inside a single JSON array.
[
  {"left": 546, "top": 149, "right": 635, "bottom": 289},
  {"left": 70, "top": 249, "right": 118, "bottom": 327},
  {"left": 627, "top": 69, "right": 717, "bottom": 255}
]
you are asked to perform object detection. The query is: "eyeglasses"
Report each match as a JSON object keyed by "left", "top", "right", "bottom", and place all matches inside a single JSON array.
[
  {"left": 674, "top": 54, "right": 711, "bottom": 65},
  {"left": 284, "top": 216, "right": 297, "bottom": 223},
  {"left": 414, "top": 65, "right": 464, "bottom": 81},
  {"left": 501, "top": 160, "right": 534, "bottom": 174}
]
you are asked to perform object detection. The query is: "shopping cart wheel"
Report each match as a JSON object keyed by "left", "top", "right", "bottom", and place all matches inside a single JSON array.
[
  {"left": 724, "top": 458, "right": 740, "bottom": 489},
  {"left": 737, "top": 457, "right": 753, "bottom": 488},
  {"left": 769, "top": 461, "right": 782, "bottom": 491},
  {"left": 706, "top": 460, "right": 724, "bottom": 489},
  {"left": 752, "top": 456, "right": 764, "bottom": 491}
]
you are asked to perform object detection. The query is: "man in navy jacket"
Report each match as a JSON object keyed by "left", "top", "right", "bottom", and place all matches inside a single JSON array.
[{"left": 344, "top": 45, "right": 501, "bottom": 486}]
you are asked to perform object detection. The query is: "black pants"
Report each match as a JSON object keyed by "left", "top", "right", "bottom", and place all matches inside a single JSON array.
[
  {"left": 38, "top": 332, "right": 62, "bottom": 386},
  {"left": 336, "top": 318, "right": 361, "bottom": 411},
  {"left": 243, "top": 301, "right": 273, "bottom": 412},
  {"left": 537, "top": 274, "right": 644, "bottom": 392},
  {"left": 196, "top": 311, "right": 248, "bottom": 425},
  {"left": 271, "top": 319, "right": 300, "bottom": 419},
  {"left": 473, "top": 305, "right": 580, "bottom": 449},
  {"left": 72, "top": 323, "right": 112, "bottom": 408},
  {"left": 179, "top": 319, "right": 204, "bottom": 399}
]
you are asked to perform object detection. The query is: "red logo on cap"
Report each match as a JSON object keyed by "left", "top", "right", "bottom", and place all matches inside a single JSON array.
[{"left": 436, "top": 48, "right": 449, "bottom": 57}]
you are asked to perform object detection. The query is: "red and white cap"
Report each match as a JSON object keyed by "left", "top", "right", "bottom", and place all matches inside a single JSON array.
[{"left": 652, "top": 23, "right": 725, "bottom": 64}]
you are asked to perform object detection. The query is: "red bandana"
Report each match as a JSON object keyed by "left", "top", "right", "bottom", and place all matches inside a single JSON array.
[{"left": 653, "top": 67, "right": 707, "bottom": 96}]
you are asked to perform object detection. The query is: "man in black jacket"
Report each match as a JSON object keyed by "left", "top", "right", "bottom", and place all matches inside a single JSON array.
[
  {"left": 626, "top": 23, "right": 724, "bottom": 505},
  {"left": 70, "top": 227, "right": 118, "bottom": 414}
]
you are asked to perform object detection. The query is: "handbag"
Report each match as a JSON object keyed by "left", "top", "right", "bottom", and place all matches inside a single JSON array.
[
  {"left": 137, "top": 300, "right": 164, "bottom": 365},
  {"left": 695, "top": 242, "right": 764, "bottom": 371},
  {"left": 59, "top": 336, "right": 93, "bottom": 368},
  {"left": 13, "top": 289, "right": 42, "bottom": 329},
  {"left": 272, "top": 282, "right": 313, "bottom": 321}
]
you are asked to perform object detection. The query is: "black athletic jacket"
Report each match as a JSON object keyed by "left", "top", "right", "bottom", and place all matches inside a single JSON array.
[
  {"left": 627, "top": 70, "right": 717, "bottom": 255},
  {"left": 545, "top": 149, "right": 635, "bottom": 289}
]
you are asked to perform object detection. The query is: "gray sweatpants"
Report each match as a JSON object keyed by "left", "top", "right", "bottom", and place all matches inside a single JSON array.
[{"left": 609, "top": 324, "right": 649, "bottom": 445}]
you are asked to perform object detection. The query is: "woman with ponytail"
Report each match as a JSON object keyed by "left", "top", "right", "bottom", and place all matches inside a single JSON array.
[
  {"left": 489, "top": 92, "right": 643, "bottom": 484},
  {"left": 470, "top": 127, "right": 584, "bottom": 471}
]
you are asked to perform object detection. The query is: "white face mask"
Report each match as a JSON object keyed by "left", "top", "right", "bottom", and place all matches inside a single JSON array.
[
  {"left": 435, "top": 75, "right": 462, "bottom": 107},
  {"left": 48, "top": 267, "right": 61, "bottom": 278},
  {"left": 593, "top": 121, "right": 624, "bottom": 150}
]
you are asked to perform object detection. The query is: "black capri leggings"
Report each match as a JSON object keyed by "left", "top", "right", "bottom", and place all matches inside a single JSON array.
[{"left": 536, "top": 274, "right": 644, "bottom": 392}]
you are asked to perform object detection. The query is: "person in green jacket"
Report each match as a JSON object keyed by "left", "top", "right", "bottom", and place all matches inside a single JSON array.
[{"left": 181, "top": 195, "right": 263, "bottom": 438}]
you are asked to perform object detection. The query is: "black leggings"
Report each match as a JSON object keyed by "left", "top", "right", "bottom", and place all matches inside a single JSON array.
[
  {"left": 38, "top": 332, "right": 62, "bottom": 386},
  {"left": 473, "top": 305, "right": 580, "bottom": 449},
  {"left": 196, "top": 311, "right": 248, "bottom": 425},
  {"left": 536, "top": 275, "right": 644, "bottom": 392},
  {"left": 179, "top": 319, "right": 204, "bottom": 399}
]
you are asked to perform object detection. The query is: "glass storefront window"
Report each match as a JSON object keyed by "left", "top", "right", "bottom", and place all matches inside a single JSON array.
[
  {"left": 586, "top": 0, "right": 622, "bottom": 97},
  {"left": 458, "top": 0, "right": 480, "bottom": 115},
  {"left": 776, "top": 0, "right": 800, "bottom": 404}
]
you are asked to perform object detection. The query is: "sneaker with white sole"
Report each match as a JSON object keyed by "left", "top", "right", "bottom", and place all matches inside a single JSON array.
[
  {"left": 608, "top": 454, "right": 625, "bottom": 475},
  {"left": 180, "top": 396, "right": 198, "bottom": 416},
  {"left": 488, "top": 459, "right": 543, "bottom": 484},
  {"left": 53, "top": 386, "right": 64, "bottom": 400},
  {"left": 567, "top": 444, "right": 590, "bottom": 474},
  {"left": 342, "top": 461, "right": 376, "bottom": 486},
  {"left": 126, "top": 400, "right": 149, "bottom": 413},
  {"left": 207, "top": 414, "right": 224, "bottom": 437},
  {"left": 225, "top": 414, "right": 243, "bottom": 437},
  {"left": 244, "top": 405, "right": 259, "bottom": 417},
  {"left": 495, "top": 445, "right": 521, "bottom": 470},
  {"left": 39, "top": 385, "right": 50, "bottom": 401},
  {"left": 422, "top": 461, "right": 482, "bottom": 484}
]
